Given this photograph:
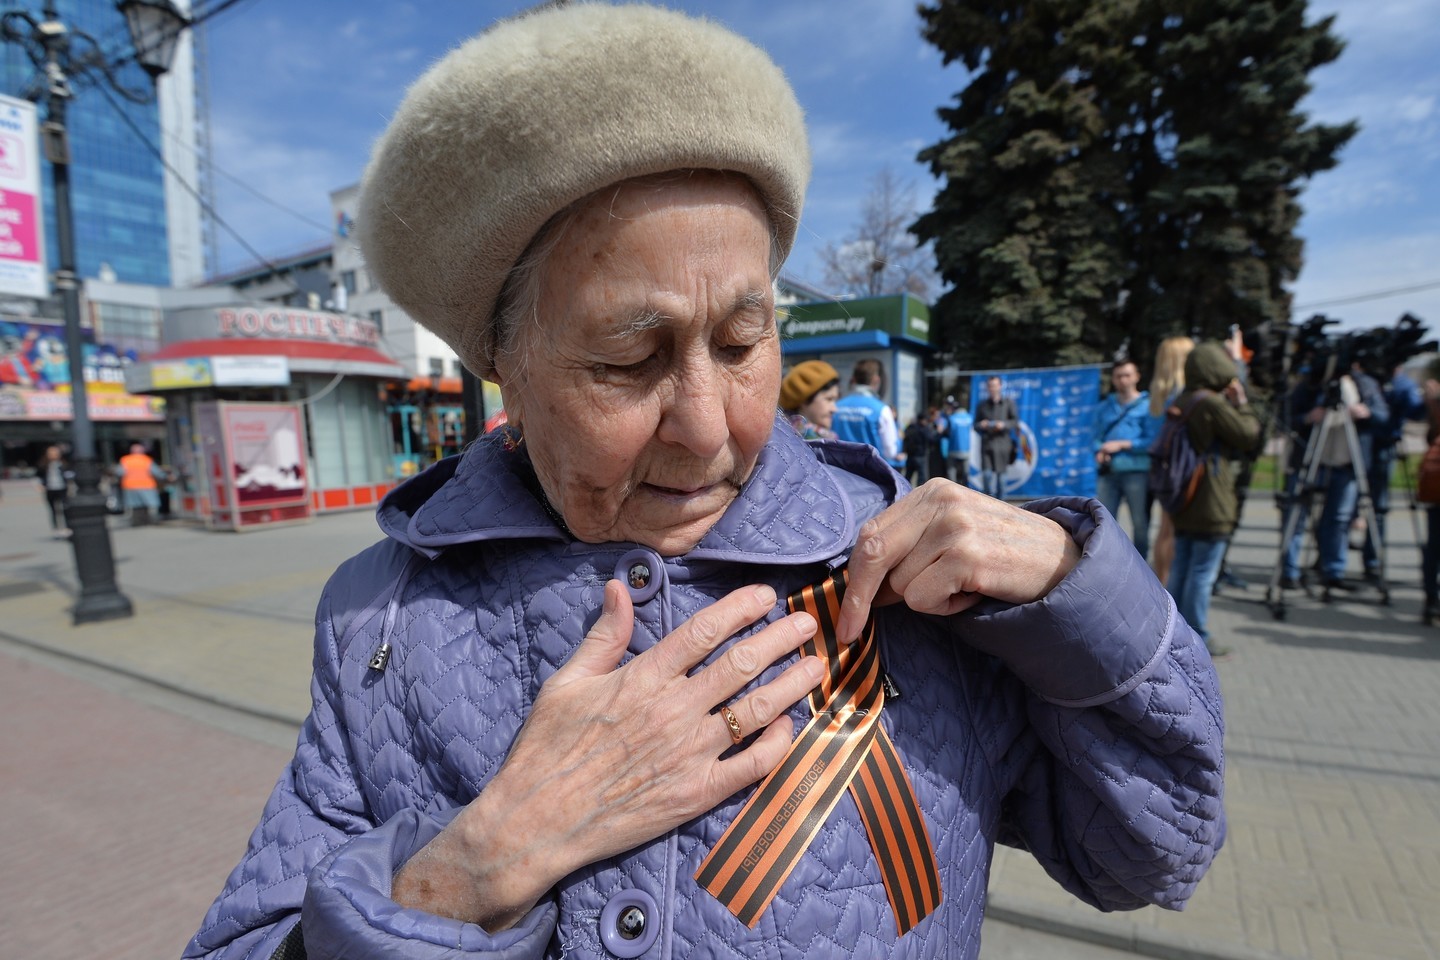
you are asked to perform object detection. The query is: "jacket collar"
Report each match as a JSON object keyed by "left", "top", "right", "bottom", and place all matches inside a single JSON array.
[{"left": 378, "top": 413, "right": 859, "bottom": 564}]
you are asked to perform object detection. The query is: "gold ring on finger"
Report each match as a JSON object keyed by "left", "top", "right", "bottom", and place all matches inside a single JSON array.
[{"left": 720, "top": 705, "right": 743, "bottom": 744}]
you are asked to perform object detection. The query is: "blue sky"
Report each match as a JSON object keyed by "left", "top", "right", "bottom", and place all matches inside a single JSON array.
[{"left": 201, "top": 0, "right": 1440, "bottom": 335}]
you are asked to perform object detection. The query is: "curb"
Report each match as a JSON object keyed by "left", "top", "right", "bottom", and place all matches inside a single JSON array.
[
  {"left": 0, "top": 626, "right": 305, "bottom": 730},
  {"left": 986, "top": 893, "right": 1301, "bottom": 960}
]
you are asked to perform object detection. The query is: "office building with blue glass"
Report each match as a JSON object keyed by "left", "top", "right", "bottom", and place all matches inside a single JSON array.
[
  {"left": 0, "top": 0, "right": 201, "bottom": 289},
  {"left": 0, "top": 0, "right": 202, "bottom": 471}
]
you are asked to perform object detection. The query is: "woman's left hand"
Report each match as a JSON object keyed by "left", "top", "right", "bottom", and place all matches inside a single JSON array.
[{"left": 835, "top": 478, "right": 1081, "bottom": 643}]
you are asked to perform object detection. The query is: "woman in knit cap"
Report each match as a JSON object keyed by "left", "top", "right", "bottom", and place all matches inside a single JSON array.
[
  {"left": 779, "top": 359, "right": 840, "bottom": 440},
  {"left": 187, "top": 6, "right": 1224, "bottom": 959}
]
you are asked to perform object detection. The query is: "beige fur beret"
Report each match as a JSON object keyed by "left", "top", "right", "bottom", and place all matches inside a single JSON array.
[{"left": 356, "top": 3, "right": 811, "bottom": 379}]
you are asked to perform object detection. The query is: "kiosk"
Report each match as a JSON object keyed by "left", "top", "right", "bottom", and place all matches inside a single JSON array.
[
  {"left": 126, "top": 304, "right": 408, "bottom": 524},
  {"left": 778, "top": 294, "right": 935, "bottom": 422}
]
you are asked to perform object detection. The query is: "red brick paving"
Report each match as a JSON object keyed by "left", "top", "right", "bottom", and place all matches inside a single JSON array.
[{"left": 0, "top": 650, "right": 291, "bottom": 959}]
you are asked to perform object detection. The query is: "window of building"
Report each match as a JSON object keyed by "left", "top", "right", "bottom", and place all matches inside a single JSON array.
[
  {"left": 369, "top": 309, "right": 384, "bottom": 332},
  {"left": 91, "top": 301, "right": 162, "bottom": 360},
  {"left": 449, "top": 359, "right": 463, "bottom": 378},
  {"left": 428, "top": 357, "right": 445, "bottom": 378},
  {"left": 340, "top": 270, "right": 357, "bottom": 294}
]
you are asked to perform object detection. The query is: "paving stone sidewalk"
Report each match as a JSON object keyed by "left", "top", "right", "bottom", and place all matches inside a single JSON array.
[{"left": 1, "top": 478, "right": 1437, "bottom": 959}]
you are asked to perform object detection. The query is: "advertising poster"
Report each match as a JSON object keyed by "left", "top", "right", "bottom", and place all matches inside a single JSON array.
[
  {"left": 195, "top": 400, "right": 311, "bottom": 529},
  {"left": 968, "top": 365, "right": 1102, "bottom": 500},
  {"left": 0, "top": 318, "right": 163, "bottom": 421},
  {"left": 224, "top": 404, "right": 307, "bottom": 507},
  {"left": 0, "top": 94, "right": 46, "bottom": 299}
]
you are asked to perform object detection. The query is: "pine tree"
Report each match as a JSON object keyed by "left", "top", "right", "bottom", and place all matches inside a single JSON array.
[{"left": 914, "top": 0, "right": 1357, "bottom": 369}]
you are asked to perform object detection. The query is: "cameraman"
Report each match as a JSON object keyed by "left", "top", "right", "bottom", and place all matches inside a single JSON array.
[
  {"left": 1280, "top": 360, "right": 1388, "bottom": 590},
  {"left": 1362, "top": 363, "right": 1425, "bottom": 581}
]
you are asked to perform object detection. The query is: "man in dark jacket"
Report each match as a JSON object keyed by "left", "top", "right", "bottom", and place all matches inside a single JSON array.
[
  {"left": 975, "top": 375, "right": 1017, "bottom": 499},
  {"left": 1362, "top": 365, "right": 1424, "bottom": 580},
  {"left": 1169, "top": 342, "right": 1262, "bottom": 656},
  {"left": 1280, "top": 362, "right": 1388, "bottom": 589}
]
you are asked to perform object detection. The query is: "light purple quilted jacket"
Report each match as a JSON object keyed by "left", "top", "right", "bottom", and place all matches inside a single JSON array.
[{"left": 185, "top": 416, "right": 1225, "bottom": 960}]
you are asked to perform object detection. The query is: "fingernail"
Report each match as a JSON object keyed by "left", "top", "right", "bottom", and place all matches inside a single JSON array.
[
  {"left": 754, "top": 584, "right": 776, "bottom": 606},
  {"left": 791, "top": 611, "right": 816, "bottom": 634},
  {"left": 803, "top": 656, "right": 825, "bottom": 684}
]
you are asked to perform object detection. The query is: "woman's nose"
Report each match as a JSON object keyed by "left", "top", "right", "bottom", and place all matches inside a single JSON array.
[{"left": 657, "top": 362, "right": 728, "bottom": 456}]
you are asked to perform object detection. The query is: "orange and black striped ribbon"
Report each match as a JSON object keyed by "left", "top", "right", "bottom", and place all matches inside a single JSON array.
[{"left": 696, "top": 573, "right": 942, "bottom": 935}]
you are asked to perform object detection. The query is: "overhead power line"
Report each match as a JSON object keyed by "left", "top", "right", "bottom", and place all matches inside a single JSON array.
[
  {"left": 95, "top": 80, "right": 300, "bottom": 288},
  {"left": 1295, "top": 278, "right": 1440, "bottom": 312},
  {"left": 160, "top": 123, "right": 334, "bottom": 235}
]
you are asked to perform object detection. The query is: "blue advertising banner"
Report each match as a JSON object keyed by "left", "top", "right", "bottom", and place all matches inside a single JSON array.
[{"left": 967, "top": 365, "right": 1102, "bottom": 500}]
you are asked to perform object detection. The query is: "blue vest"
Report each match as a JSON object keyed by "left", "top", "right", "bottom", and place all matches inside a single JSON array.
[
  {"left": 946, "top": 410, "right": 973, "bottom": 458},
  {"left": 832, "top": 393, "right": 886, "bottom": 453}
]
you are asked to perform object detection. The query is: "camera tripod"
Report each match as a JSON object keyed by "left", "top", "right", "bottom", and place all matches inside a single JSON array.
[{"left": 1265, "top": 395, "right": 1390, "bottom": 619}]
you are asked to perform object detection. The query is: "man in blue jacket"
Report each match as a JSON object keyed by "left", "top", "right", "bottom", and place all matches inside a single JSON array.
[
  {"left": 1093, "top": 358, "right": 1157, "bottom": 558},
  {"left": 831, "top": 357, "right": 902, "bottom": 469}
]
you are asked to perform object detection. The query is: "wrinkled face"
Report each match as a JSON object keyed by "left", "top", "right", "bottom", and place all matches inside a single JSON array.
[
  {"left": 495, "top": 174, "right": 780, "bottom": 555},
  {"left": 800, "top": 383, "right": 840, "bottom": 430},
  {"left": 1111, "top": 362, "right": 1139, "bottom": 395}
]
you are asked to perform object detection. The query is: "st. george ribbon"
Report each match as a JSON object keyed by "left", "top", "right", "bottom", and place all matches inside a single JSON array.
[{"left": 696, "top": 572, "right": 942, "bottom": 935}]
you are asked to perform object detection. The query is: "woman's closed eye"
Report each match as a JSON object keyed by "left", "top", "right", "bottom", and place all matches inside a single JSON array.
[
  {"left": 717, "top": 340, "right": 761, "bottom": 363},
  {"left": 595, "top": 351, "right": 664, "bottom": 381}
]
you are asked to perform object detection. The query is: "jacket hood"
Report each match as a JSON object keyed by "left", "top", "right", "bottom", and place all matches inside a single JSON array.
[
  {"left": 377, "top": 413, "right": 894, "bottom": 564},
  {"left": 1184, "top": 342, "right": 1237, "bottom": 392}
]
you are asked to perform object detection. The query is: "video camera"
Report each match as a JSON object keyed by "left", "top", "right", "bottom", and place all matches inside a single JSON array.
[{"left": 1243, "top": 312, "right": 1435, "bottom": 394}]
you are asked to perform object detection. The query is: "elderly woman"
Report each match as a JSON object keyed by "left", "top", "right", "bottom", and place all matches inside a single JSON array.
[
  {"left": 187, "top": 7, "right": 1223, "bottom": 960},
  {"left": 780, "top": 359, "right": 841, "bottom": 440}
]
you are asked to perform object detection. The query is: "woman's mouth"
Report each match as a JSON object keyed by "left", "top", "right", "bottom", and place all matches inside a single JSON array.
[{"left": 646, "top": 482, "right": 708, "bottom": 497}]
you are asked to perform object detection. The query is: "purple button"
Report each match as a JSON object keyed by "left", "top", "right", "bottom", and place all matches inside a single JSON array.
[
  {"left": 599, "top": 887, "right": 659, "bottom": 957},
  {"left": 615, "top": 548, "right": 663, "bottom": 604}
]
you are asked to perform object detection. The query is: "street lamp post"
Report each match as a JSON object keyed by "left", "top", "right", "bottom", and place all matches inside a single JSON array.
[{"left": 2, "top": 1, "right": 189, "bottom": 624}]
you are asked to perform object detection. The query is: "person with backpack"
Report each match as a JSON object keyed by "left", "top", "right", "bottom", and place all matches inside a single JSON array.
[
  {"left": 1146, "top": 336, "right": 1197, "bottom": 584},
  {"left": 1092, "top": 358, "right": 1156, "bottom": 558},
  {"left": 1162, "top": 342, "right": 1261, "bottom": 659}
]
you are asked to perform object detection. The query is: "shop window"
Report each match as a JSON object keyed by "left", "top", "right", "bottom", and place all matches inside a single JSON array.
[{"left": 306, "top": 377, "right": 389, "bottom": 490}]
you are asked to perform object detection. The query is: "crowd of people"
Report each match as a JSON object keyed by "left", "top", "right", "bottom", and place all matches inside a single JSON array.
[{"left": 784, "top": 326, "right": 1438, "bottom": 662}]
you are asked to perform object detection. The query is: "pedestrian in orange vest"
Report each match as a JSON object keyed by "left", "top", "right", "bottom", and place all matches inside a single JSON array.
[{"left": 118, "top": 442, "right": 165, "bottom": 525}]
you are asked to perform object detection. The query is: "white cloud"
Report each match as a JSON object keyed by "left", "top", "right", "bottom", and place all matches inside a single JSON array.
[
  {"left": 1396, "top": 95, "right": 1436, "bottom": 124},
  {"left": 207, "top": 122, "right": 344, "bottom": 272}
]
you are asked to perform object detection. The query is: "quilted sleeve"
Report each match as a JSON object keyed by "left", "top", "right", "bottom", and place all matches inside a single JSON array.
[
  {"left": 961, "top": 496, "right": 1225, "bottom": 911},
  {"left": 183, "top": 553, "right": 559, "bottom": 960}
]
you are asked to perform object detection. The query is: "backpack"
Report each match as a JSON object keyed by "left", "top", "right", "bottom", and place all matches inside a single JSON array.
[{"left": 1147, "top": 390, "right": 1214, "bottom": 515}]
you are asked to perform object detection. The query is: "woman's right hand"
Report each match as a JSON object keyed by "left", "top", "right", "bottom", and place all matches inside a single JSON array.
[{"left": 391, "top": 580, "right": 823, "bottom": 931}]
